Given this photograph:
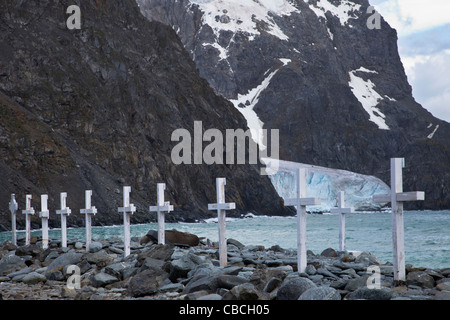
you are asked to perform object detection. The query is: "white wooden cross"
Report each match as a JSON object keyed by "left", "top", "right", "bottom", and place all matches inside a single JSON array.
[
  {"left": 208, "top": 178, "right": 236, "bottom": 267},
  {"left": 330, "top": 191, "right": 354, "bottom": 251},
  {"left": 283, "top": 168, "right": 321, "bottom": 273},
  {"left": 149, "top": 183, "right": 173, "bottom": 245},
  {"left": 9, "top": 194, "right": 18, "bottom": 246},
  {"left": 56, "top": 192, "right": 72, "bottom": 248},
  {"left": 373, "top": 158, "right": 425, "bottom": 283},
  {"left": 80, "top": 190, "right": 97, "bottom": 252},
  {"left": 118, "top": 186, "right": 136, "bottom": 257},
  {"left": 39, "top": 195, "right": 50, "bottom": 249},
  {"left": 22, "top": 194, "right": 36, "bottom": 245}
]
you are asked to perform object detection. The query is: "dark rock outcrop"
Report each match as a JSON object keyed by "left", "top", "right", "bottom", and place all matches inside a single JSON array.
[{"left": 0, "top": 0, "right": 291, "bottom": 229}]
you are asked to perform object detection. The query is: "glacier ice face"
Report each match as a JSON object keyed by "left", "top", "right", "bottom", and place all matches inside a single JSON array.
[{"left": 264, "top": 158, "right": 390, "bottom": 212}]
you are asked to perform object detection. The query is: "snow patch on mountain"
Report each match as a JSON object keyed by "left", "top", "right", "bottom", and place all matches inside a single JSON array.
[
  {"left": 349, "top": 67, "right": 390, "bottom": 130},
  {"left": 307, "top": 0, "right": 361, "bottom": 26},
  {"left": 229, "top": 58, "right": 291, "bottom": 148},
  {"left": 188, "top": 0, "right": 300, "bottom": 42}
]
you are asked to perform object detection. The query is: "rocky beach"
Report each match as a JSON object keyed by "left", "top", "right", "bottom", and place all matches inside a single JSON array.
[{"left": 0, "top": 229, "right": 449, "bottom": 301}]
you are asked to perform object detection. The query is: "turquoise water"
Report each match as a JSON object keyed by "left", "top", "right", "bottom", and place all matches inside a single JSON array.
[{"left": 1, "top": 210, "right": 449, "bottom": 269}]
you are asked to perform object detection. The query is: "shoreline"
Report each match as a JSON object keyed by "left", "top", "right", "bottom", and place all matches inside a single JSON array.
[{"left": 0, "top": 230, "right": 449, "bottom": 301}]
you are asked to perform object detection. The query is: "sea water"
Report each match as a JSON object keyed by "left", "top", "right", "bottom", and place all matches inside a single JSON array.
[{"left": 1, "top": 210, "right": 449, "bottom": 269}]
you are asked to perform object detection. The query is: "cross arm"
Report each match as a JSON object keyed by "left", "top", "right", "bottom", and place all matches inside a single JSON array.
[
  {"left": 56, "top": 208, "right": 72, "bottom": 215},
  {"left": 81, "top": 207, "right": 98, "bottom": 215},
  {"left": 284, "top": 197, "right": 321, "bottom": 207},
  {"left": 330, "top": 207, "right": 354, "bottom": 214},
  {"left": 208, "top": 203, "right": 236, "bottom": 211},
  {"left": 118, "top": 204, "right": 136, "bottom": 214},
  {"left": 149, "top": 203, "right": 174, "bottom": 213},
  {"left": 373, "top": 191, "right": 425, "bottom": 203}
]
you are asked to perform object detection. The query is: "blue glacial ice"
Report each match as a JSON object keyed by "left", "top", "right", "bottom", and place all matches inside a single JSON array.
[{"left": 264, "top": 158, "right": 390, "bottom": 212}]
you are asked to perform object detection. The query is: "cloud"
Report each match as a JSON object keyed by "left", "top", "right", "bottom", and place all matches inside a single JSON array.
[
  {"left": 372, "top": 0, "right": 450, "bottom": 36},
  {"left": 370, "top": 0, "right": 450, "bottom": 122},
  {"left": 403, "top": 50, "right": 450, "bottom": 122}
]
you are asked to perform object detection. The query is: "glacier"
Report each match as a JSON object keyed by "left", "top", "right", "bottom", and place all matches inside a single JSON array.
[{"left": 262, "top": 158, "right": 390, "bottom": 212}]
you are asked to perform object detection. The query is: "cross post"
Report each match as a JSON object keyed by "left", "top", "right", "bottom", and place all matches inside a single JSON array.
[
  {"left": 373, "top": 158, "right": 425, "bottom": 283},
  {"left": 9, "top": 194, "right": 18, "bottom": 246},
  {"left": 80, "top": 190, "right": 97, "bottom": 252},
  {"left": 208, "top": 178, "right": 236, "bottom": 267},
  {"left": 39, "top": 195, "right": 50, "bottom": 249},
  {"left": 22, "top": 194, "right": 36, "bottom": 245},
  {"left": 149, "top": 183, "right": 173, "bottom": 245},
  {"left": 330, "top": 191, "right": 354, "bottom": 251},
  {"left": 56, "top": 192, "right": 71, "bottom": 248},
  {"left": 118, "top": 186, "right": 136, "bottom": 257},
  {"left": 283, "top": 168, "right": 321, "bottom": 273}
]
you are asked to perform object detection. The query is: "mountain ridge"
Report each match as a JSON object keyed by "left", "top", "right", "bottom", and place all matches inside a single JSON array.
[{"left": 137, "top": 0, "right": 450, "bottom": 209}]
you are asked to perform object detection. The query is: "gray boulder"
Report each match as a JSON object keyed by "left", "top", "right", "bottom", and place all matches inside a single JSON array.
[
  {"left": 0, "top": 253, "right": 26, "bottom": 276},
  {"left": 345, "top": 275, "right": 370, "bottom": 291},
  {"left": 184, "top": 275, "right": 219, "bottom": 294},
  {"left": 407, "top": 271, "right": 435, "bottom": 289},
  {"left": 277, "top": 277, "right": 316, "bottom": 300},
  {"left": 298, "top": 287, "right": 341, "bottom": 300},
  {"left": 217, "top": 275, "right": 249, "bottom": 290},
  {"left": 90, "top": 272, "right": 119, "bottom": 288},
  {"left": 346, "top": 287, "right": 393, "bottom": 300},
  {"left": 45, "top": 252, "right": 83, "bottom": 279},
  {"left": 169, "top": 252, "right": 203, "bottom": 281},
  {"left": 22, "top": 271, "right": 47, "bottom": 285},
  {"left": 127, "top": 269, "right": 168, "bottom": 297},
  {"left": 230, "top": 283, "right": 260, "bottom": 300},
  {"left": 89, "top": 241, "right": 103, "bottom": 253}
]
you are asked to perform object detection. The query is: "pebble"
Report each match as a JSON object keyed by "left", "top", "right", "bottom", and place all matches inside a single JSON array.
[{"left": 0, "top": 236, "right": 448, "bottom": 301}]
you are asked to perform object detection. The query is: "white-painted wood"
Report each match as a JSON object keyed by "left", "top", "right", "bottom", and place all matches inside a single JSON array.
[
  {"left": 149, "top": 183, "right": 174, "bottom": 245},
  {"left": 80, "top": 190, "right": 97, "bottom": 252},
  {"left": 330, "top": 191, "right": 354, "bottom": 251},
  {"left": 283, "top": 168, "right": 321, "bottom": 273},
  {"left": 22, "top": 195, "right": 35, "bottom": 245},
  {"left": 118, "top": 186, "right": 136, "bottom": 257},
  {"left": 208, "top": 178, "right": 236, "bottom": 267},
  {"left": 56, "top": 192, "right": 71, "bottom": 248},
  {"left": 373, "top": 158, "right": 425, "bottom": 283},
  {"left": 9, "top": 194, "right": 18, "bottom": 246},
  {"left": 39, "top": 195, "right": 50, "bottom": 249}
]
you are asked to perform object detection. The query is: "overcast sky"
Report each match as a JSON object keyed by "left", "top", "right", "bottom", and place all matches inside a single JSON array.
[{"left": 371, "top": 0, "right": 450, "bottom": 122}]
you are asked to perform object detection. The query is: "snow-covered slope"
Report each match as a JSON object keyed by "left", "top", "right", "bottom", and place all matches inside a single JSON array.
[
  {"left": 263, "top": 158, "right": 390, "bottom": 212},
  {"left": 137, "top": 0, "right": 450, "bottom": 210}
]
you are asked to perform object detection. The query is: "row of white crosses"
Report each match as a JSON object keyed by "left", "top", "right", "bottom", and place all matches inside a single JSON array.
[
  {"left": 8, "top": 192, "right": 94, "bottom": 250},
  {"left": 7, "top": 158, "right": 424, "bottom": 281}
]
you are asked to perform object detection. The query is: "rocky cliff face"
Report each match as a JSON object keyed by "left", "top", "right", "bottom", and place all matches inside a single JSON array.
[
  {"left": 137, "top": 0, "right": 450, "bottom": 209},
  {"left": 0, "top": 0, "right": 291, "bottom": 230}
]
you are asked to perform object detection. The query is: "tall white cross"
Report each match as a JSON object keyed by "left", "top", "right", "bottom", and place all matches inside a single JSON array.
[
  {"left": 373, "top": 158, "right": 425, "bottom": 283},
  {"left": 149, "top": 183, "right": 173, "bottom": 245},
  {"left": 283, "top": 168, "right": 321, "bottom": 273},
  {"left": 208, "top": 178, "right": 236, "bottom": 267},
  {"left": 22, "top": 194, "right": 36, "bottom": 245},
  {"left": 39, "top": 195, "right": 50, "bottom": 249},
  {"left": 9, "top": 194, "right": 18, "bottom": 246},
  {"left": 330, "top": 191, "right": 354, "bottom": 251},
  {"left": 80, "top": 190, "right": 97, "bottom": 252},
  {"left": 118, "top": 186, "right": 136, "bottom": 257},
  {"left": 56, "top": 192, "right": 71, "bottom": 248}
]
